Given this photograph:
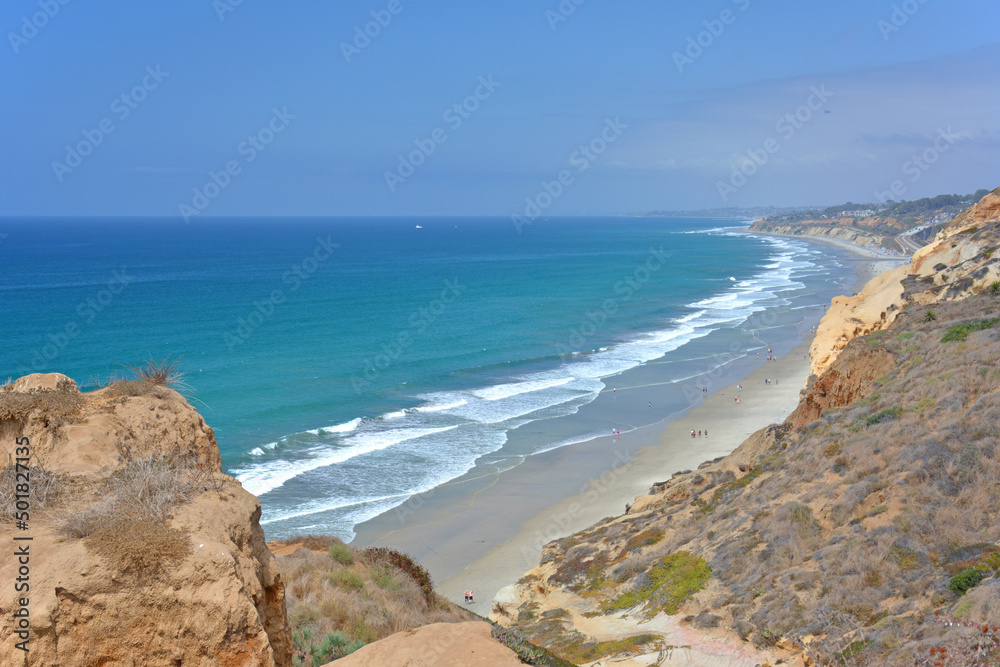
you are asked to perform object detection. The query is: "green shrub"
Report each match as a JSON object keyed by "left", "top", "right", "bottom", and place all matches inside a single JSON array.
[
  {"left": 942, "top": 318, "right": 1000, "bottom": 342},
  {"left": 990, "top": 280, "right": 1000, "bottom": 294},
  {"left": 924, "top": 310, "right": 937, "bottom": 322},
  {"left": 371, "top": 565, "right": 405, "bottom": 593},
  {"left": 949, "top": 568, "right": 985, "bottom": 595},
  {"left": 866, "top": 406, "right": 903, "bottom": 426},
  {"left": 329, "top": 568, "right": 364, "bottom": 592},
  {"left": 837, "top": 638, "right": 874, "bottom": 663},
  {"left": 328, "top": 541, "right": 354, "bottom": 565},
  {"left": 604, "top": 551, "right": 711, "bottom": 617}
]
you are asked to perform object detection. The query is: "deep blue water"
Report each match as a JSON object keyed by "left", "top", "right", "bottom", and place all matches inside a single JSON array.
[{"left": 0, "top": 216, "right": 848, "bottom": 538}]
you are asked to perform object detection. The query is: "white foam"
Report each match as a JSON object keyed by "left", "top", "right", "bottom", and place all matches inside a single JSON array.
[
  {"left": 249, "top": 447, "right": 265, "bottom": 456},
  {"left": 415, "top": 399, "right": 468, "bottom": 412},
  {"left": 675, "top": 310, "right": 706, "bottom": 323},
  {"left": 236, "top": 425, "right": 459, "bottom": 497},
  {"left": 472, "top": 376, "right": 574, "bottom": 401},
  {"left": 322, "top": 418, "right": 362, "bottom": 433},
  {"left": 383, "top": 410, "right": 407, "bottom": 420}
]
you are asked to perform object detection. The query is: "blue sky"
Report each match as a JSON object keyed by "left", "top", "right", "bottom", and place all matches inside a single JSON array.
[{"left": 1, "top": 1, "right": 998, "bottom": 217}]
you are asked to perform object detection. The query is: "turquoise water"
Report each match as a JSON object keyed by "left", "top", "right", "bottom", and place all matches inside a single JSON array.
[{"left": 0, "top": 217, "right": 852, "bottom": 538}]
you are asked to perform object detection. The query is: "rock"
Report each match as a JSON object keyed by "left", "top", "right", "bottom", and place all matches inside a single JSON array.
[
  {"left": 788, "top": 343, "right": 895, "bottom": 428},
  {"left": 692, "top": 612, "right": 721, "bottom": 628},
  {"left": 0, "top": 377, "right": 221, "bottom": 476},
  {"left": 325, "top": 622, "right": 523, "bottom": 667},
  {"left": 10, "top": 373, "right": 78, "bottom": 393},
  {"left": 0, "top": 374, "right": 290, "bottom": 666}
]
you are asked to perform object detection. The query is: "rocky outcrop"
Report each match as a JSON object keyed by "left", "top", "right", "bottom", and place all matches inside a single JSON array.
[
  {"left": 810, "top": 187, "right": 1000, "bottom": 376},
  {"left": 0, "top": 374, "right": 291, "bottom": 667},
  {"left": 788, "top": 340, "right": 896, "bottom": 429}
]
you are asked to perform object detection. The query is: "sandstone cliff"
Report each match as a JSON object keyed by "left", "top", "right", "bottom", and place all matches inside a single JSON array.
[
  {"left": 810, "top": 187, "right": 1000, "bottom": 377},
  {"left": 749, "top": 220, "right": 896, "bottom": 253},
  {"left": 0, "top": 374, "right": 292, "bottom": 667}
]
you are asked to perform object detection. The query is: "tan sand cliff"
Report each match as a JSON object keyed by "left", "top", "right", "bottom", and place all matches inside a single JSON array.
[
  {"left": 749, "top": 220, "right": 897, "bottom": 253},
  {"left": 0, "top": 374, "right": 292, "bottom": 667},
  {"left": 809, "top": 187, "right": 1000, "bottom": 378}
]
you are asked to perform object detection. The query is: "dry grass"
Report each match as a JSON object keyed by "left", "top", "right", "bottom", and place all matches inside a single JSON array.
[
  {"left": 101, "top": 355, "right": 190, "bottom": 398},
  {"left": 86, "top": 518, "right": 191, "bottom": 576},
  {"left": 0, "top": 380, "right": 83, "bottom": 428},
  {"left": 0, "top": 462, "right": 65, "bottom": 521},
  {"left": 273, "top": 537, "right": 474, "bottom": 666},
  {"left": 59, "top": 455, "right": 208, "bottom": 576}
]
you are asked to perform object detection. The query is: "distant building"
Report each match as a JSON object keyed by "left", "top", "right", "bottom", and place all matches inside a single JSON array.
[{"left": 842, "top": 209, "right": 876, "bottom": 218}]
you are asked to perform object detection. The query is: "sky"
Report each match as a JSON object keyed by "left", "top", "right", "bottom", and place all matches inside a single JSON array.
[{"left": 1, "top": 1, "right": 998, "bottom": 217}]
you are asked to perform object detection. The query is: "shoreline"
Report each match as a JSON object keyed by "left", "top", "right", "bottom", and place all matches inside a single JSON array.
[
  {"left": 350, "top": 234, "right": 895, "bottom": 612},
  {"left": 435, "top": 339, "right": 816, "bottom": 611}
]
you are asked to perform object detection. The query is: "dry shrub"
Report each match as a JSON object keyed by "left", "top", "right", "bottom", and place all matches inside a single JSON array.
[
  {"left": 277, "top": 541, "right": 473, "bottom": 664},
  {"left": 59, "top": 456, "right": 205, "bottom": 574},
  {"left": 0, "top": 462, "right": 64, "bottom": 520},
  {"left": 101, "top": 355, "right": 190, "bottom": 397},
  {"left": 0, "top": 382, "right": 83, "bottom": 428},
  {"left": 86, "top": 518, "right": 190, "bottom": 575}
]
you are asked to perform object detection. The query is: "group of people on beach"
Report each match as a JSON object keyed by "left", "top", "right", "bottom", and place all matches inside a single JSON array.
[
  {"left": 691, "top": 429, "right": 708, "bottom": 438},
  {"left": 463, "top": 590, "right": 475, "bottom": 603}
]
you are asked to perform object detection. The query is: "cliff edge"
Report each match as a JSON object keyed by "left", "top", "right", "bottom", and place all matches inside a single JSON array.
[{"left": 0, "top": 374, "right": 292, "bottom": 667}]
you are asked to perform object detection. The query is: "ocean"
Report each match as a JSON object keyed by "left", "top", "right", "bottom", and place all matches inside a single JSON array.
[{"left": 0, "top": 217, "right": 857, "bottom": 540}]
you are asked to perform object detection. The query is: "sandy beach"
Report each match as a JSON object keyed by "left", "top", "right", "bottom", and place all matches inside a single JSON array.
[{"left": 352, "top": 232, "right": 900, "bottom": 613}]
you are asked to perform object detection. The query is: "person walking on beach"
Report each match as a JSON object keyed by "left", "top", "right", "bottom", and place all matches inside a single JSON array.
[
  {"left": 704, "top": 429, "right": 708, "bottom": 438},
  {"left": 691, "top": 429, "right": 696, "bottom": 438}
]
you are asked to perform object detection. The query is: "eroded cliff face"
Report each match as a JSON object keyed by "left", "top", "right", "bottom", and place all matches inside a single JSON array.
[
  {"left": 0, "top": 374, "right": 292, "bottom": 667},
  {"left": 810, "top": 187, "right": 1000, "bottom": 377},
  {"left": 748, "top": 220, "right": 895, "bottom": 251},
  {"left": 787, "top": 341, "right": 896, "bottom": 429}
]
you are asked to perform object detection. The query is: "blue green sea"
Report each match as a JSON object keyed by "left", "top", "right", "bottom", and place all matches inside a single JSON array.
[{"left": 0, "top": 217, "right": 857, "bottom": 540}]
